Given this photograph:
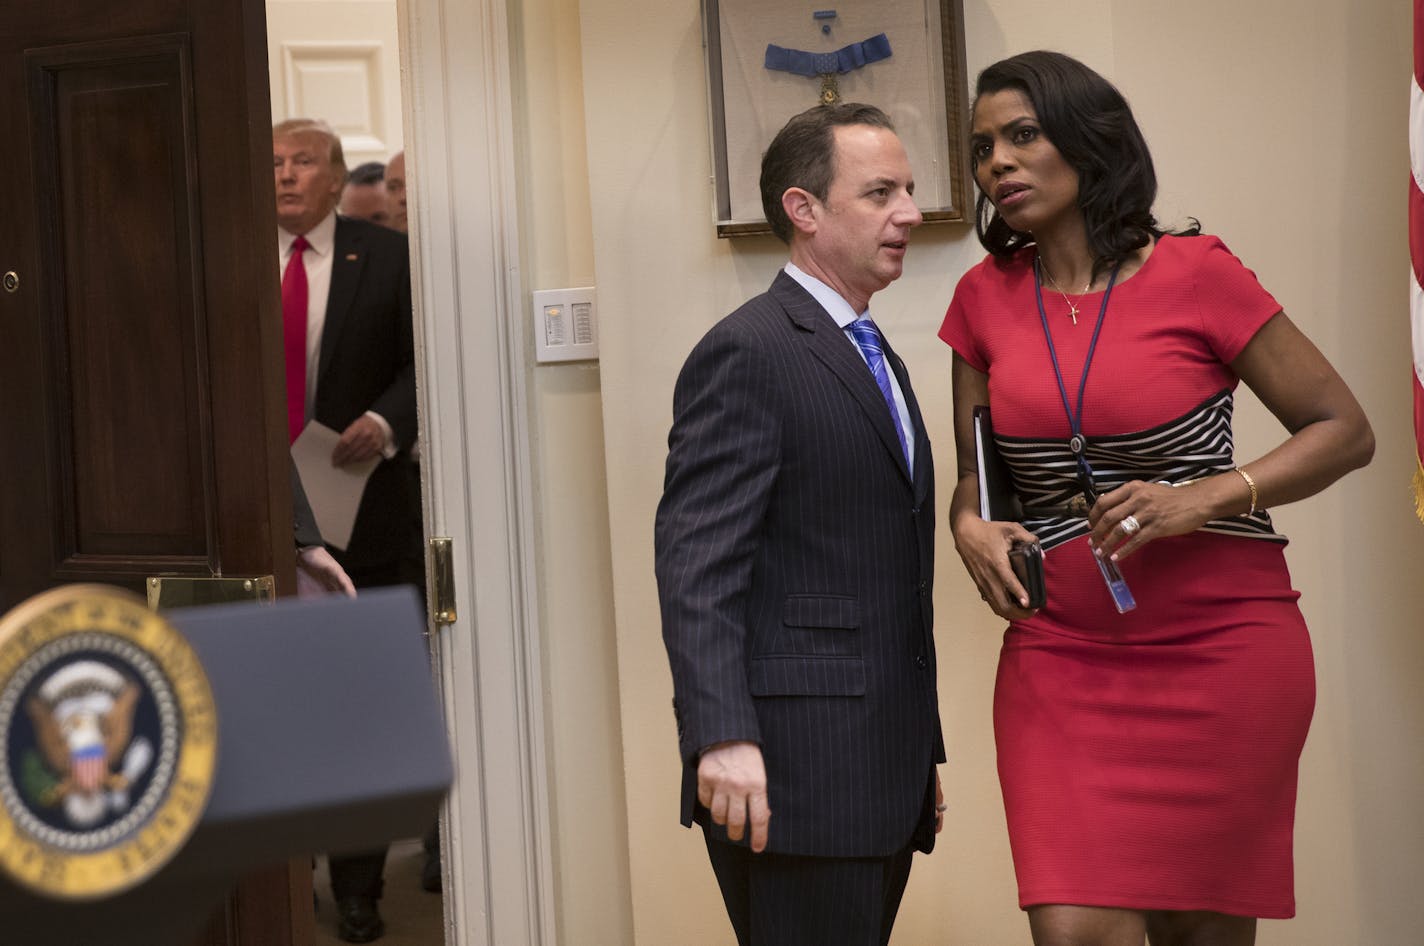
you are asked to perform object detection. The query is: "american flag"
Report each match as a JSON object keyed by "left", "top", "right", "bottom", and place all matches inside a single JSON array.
[
  {"left": 1413, "top": 0, "right": 1424, "bottom": 521},
  {"left": 71, "top": 744, "right": 107, "bottom": 793}
]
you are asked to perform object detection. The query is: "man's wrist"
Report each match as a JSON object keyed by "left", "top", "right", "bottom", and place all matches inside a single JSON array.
[
  {"left": 363, "top": 410, "right": 398, "bottom": 458},
  {"left": 699, "top": 738, "right": 758, "bottom": 757}
]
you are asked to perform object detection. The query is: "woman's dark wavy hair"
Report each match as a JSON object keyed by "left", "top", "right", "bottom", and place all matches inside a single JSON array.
[{"left": 972, "top": 50, "right": 1197, "bottom": 280}]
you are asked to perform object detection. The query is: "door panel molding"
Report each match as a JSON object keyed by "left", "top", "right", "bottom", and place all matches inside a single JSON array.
[
  {"left": 25, "top": 35, "right": 218, "bottom": 576},
  {"left": 278, "top": 40, "right": 391, "bottom": 155},
  {"left": 265, "top": 0, "right": 404, "bottom": 166}
]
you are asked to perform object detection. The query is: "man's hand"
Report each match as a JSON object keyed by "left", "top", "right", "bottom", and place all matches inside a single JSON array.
[
  {"left": 934, "top": 767, "right": 945, "bottom": 834},
  {"left": 296, "top": 546, "right": 357, "bottom": 598},
  {"left": 696, "top": 740, "right": 771, "bottom": 852},
  {"left": 331, "top": 415, "right": 386, "bottom": 466}
]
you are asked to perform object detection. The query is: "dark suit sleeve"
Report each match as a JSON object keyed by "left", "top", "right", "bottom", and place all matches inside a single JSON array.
[
  {"left": 654, "top": 325, "right": 781, "bottom": 763},
  {"left": 290, "top": 461, "right": 323, "bottom": 548},
  {"left": 366, "top": 242, "right": 418, "bottom": 449}
]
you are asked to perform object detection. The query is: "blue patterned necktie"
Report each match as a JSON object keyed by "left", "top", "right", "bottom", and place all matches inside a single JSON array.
[{"left": 847, "top": 318, "right": 911, "bottom": 467}]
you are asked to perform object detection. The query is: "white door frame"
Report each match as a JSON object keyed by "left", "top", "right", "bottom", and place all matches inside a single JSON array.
[{"left": 397, "top": 0, "right": 556, "bottom": 943}]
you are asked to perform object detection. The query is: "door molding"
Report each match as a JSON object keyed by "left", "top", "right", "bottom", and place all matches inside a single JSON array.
[{"left": 398, "top": 0, "right": 556, "bottom": 944}]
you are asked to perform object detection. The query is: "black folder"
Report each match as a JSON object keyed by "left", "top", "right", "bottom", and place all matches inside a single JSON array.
[{"left": 973, "top": 405, "right": 1023, "bottom": 522}]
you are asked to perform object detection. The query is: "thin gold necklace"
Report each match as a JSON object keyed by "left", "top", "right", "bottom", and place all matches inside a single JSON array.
[{"left": 1038, "top": 259, "right": 1090, "bottom": 325}]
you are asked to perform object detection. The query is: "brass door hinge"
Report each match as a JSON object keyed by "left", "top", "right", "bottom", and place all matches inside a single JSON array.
[{"left": 430, "top": 537, "right": 457, "bottom": 626}]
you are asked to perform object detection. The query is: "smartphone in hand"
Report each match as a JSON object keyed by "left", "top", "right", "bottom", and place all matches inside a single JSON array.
[{"left": 1008, "top": 541, "right": 1046, "bottom": 609}]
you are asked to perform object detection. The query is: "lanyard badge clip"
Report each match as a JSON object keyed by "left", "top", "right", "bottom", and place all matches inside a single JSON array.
[{"left": 1034, "top": 259, "right": 1137, "bottom": 614}]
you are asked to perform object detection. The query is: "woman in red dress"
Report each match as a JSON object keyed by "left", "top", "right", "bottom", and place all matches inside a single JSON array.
[{"left": 940, "top": 51, "right": 1374, "bottom": 946}]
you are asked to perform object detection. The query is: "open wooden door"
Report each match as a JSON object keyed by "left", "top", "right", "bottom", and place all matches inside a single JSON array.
[{"left": 0, "top": 1, "right": 309, "bottom": 943}]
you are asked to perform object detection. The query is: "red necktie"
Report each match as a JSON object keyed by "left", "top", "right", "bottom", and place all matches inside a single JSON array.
[{"left": 281, "top": 235, "right": 310, "bottom": 443}]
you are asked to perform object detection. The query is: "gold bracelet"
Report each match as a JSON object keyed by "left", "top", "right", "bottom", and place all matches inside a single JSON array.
[{"left": 1235, "top": 467, "right": 1258, "bottom": 516}]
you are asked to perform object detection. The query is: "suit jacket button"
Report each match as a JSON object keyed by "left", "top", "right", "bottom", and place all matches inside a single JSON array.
[
  {"left": 915, "top": 654, "right": 928, "bottom": 670},
  {"left": 917, "top": 579, "right": 927, "bottom": 595}
]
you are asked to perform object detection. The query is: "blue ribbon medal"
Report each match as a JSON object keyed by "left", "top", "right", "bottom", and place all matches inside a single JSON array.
[{"left": 764, "top": 13, "right": 892, "bottom": 106}]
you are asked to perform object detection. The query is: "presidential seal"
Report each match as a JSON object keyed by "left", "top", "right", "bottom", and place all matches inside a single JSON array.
[{"left": 0, "top": 585, "right": 217, "bottom": 899}]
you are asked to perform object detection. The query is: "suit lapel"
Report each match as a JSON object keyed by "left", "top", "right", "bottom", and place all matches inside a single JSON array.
[
  {"left": 770, "top": 272, "right": 912, "bottom": 484},
  {"left": 319, "top": 216, "right": 366, "bottom": 382},
  {"left": 882, "top": 336, "right": 932, "bottom": 504}
]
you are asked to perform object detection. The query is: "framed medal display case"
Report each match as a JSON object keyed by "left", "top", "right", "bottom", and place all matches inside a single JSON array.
[{"left": 702, "top": 0, "right": 972, "bottom": 237}]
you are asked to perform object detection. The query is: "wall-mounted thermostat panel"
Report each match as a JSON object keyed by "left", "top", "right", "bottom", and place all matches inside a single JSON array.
[{"left": 532, "top": 287, "right": 598, "bottom": 363}]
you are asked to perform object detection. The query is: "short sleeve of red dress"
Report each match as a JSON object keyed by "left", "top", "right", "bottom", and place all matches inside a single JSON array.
[
  {"left": 1188, "top": 236, "right": 1283, "bottom": 362},
  {"left": 938, "top": 254, "right": 1007, "bottom": 375},
  {"left": 937, "top": 236, "right": 1283, "bottom": 440}
]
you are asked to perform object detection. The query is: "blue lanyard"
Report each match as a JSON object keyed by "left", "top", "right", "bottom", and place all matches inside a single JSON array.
[{"left": 1033, "top": 257, "right": 1122, "bottom": 502}]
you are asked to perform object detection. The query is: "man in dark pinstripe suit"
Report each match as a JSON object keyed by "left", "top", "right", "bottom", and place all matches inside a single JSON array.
[{"left": 655, "top": 104, "right": 944, "bottom": 946}]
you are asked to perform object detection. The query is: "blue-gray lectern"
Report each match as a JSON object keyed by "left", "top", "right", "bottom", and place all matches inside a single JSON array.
[{"left": 0, "top": 586, "right": 451, "bottom": 945}]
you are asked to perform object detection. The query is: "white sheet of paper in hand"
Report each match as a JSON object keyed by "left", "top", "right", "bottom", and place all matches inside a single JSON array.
[{"left": 290, "top": 422, "right": 381, "bottom": 551}]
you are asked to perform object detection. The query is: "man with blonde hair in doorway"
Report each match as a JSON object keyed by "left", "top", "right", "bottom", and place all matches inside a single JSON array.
[{"left": 272, "top": 117, "right": 425, "bottom": 944}]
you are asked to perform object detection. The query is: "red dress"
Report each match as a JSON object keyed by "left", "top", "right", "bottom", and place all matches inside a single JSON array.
[{"left": 939, "top": 235, "right": 1313, "bottom": 918}]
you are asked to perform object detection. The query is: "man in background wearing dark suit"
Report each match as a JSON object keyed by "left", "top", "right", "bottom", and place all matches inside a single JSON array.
[
  {"left": 654, "top": 104, "right": 945, "bottom": 946},
  {"left": 383, "top": 150, "right": 407, "bottom": 233},
  {"left": 273, "top": 118, "right": 425, "bottom": 944},
  {"left": 338, "top": 161, "right": 390, "bottom": 227}
]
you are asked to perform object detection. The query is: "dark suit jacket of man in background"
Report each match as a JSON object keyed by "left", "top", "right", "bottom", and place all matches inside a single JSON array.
[
  {"left": 655, "top": 104, "right": 944, "bottom": 946},
  {"left": 314, "top": 213, "right": 423, "bottom": 588},
  {"left": 293, "top": 460, "right": 325, "bottom": 549}
]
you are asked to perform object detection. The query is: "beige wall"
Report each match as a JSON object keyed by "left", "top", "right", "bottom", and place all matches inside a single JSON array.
[
  {"left": 510, "top": 0, "right": 635, "bottom": 942},
  {"left": 514, "top": 0, "right": 1424, "bottom": 942}
]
